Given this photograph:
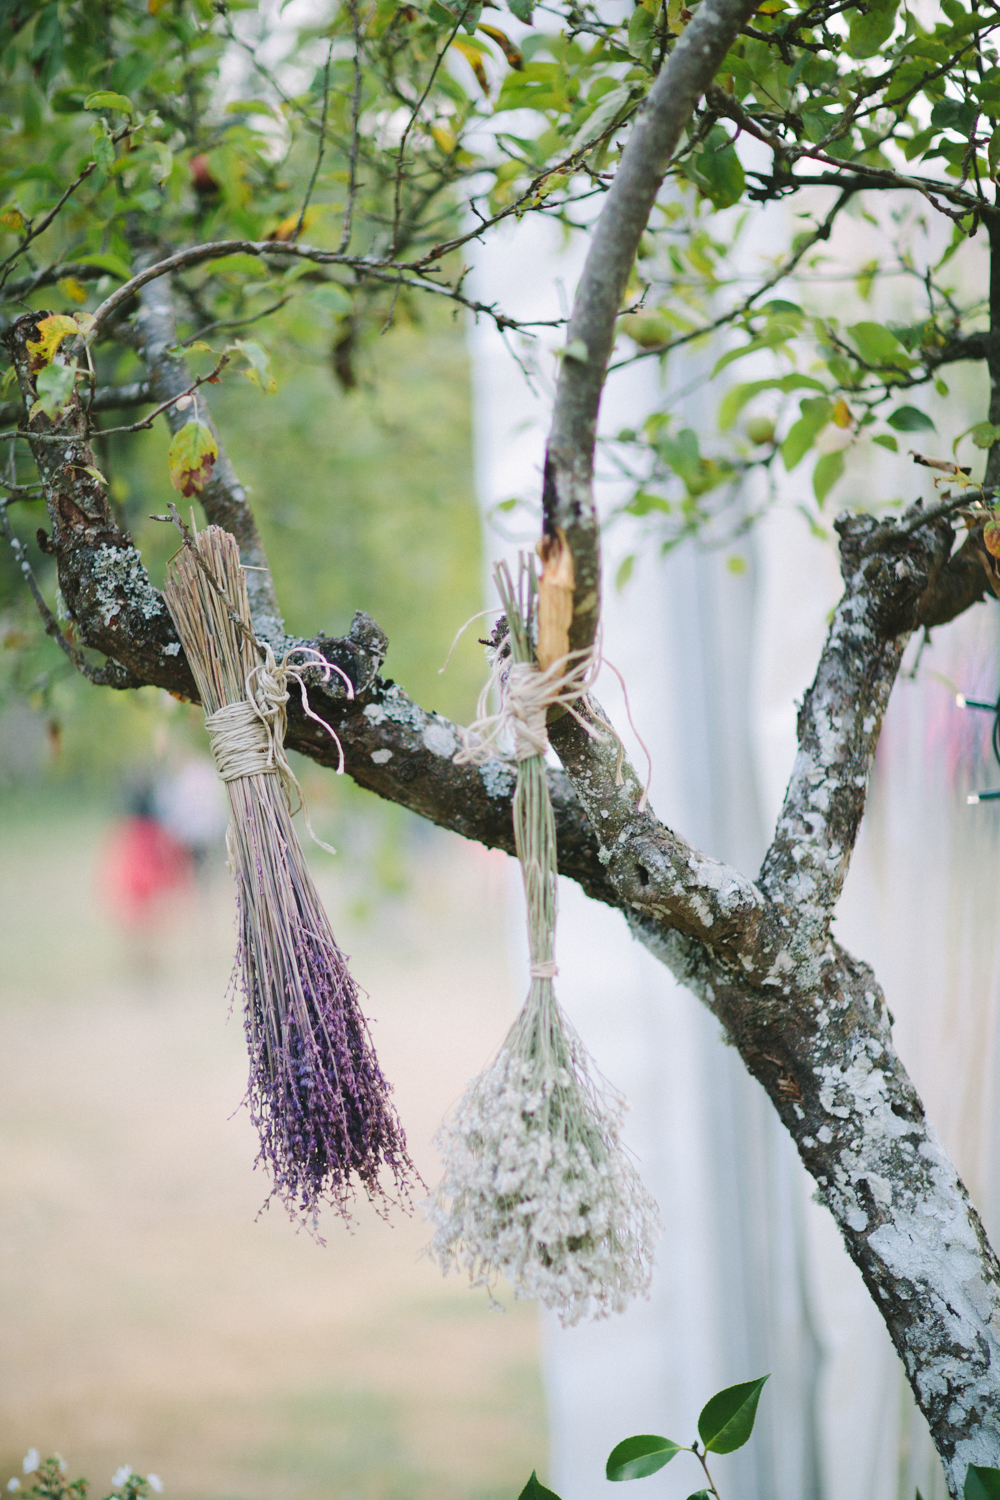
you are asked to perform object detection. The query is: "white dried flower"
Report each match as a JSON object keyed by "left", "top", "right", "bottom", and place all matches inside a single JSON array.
[
  {"left": 112, "top": 1468, "right": 132, "bottom": 1487},
  {"left": 147, "top": 1478, "right": 163, "bottom": 1494},
  {"left": 425, "top": 990, "right": 660, "bottom": 1326},
  {"left": 9, "top": 1478, "right": 21, "bottom": 1491},
  {"left": 22, "top": 1456, "right": 38, "bottom": 1478}
]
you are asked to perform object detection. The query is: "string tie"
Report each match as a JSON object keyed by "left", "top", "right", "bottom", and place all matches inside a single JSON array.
[
  {"left": 456, "top": 643, "right": 610, "bottom": 766},
  {"left": 529, "top": 959, "right": 559, "bottom": 979},
  {"left": 205, "top": 643, "right": 354, "bottom": 855}
]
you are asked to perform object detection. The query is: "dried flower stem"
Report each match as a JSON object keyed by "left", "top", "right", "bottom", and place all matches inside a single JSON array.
[
  {"left": 163, "top": 524, "right": 417, "bottom": 1228},
  {"left": 427, "top": 556, "right": 659, "bottom": 1323}
]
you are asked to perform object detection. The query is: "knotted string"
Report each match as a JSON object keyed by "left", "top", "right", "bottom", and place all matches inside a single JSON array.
[
  {"left": 205, "top": 637, "right": 353, "bottom": 856},
  {"left": 454, "top": 622, "right": 651, "bottom": 811}
]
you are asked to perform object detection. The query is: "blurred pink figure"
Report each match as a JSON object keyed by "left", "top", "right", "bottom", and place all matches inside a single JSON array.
[{"left": 101, "top": 794, "right": 193, "bottom": 928}]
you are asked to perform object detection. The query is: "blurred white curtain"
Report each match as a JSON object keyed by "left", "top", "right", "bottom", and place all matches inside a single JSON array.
[{"left": 466, "top": 211, "right": 1000, "bottom": 1500}]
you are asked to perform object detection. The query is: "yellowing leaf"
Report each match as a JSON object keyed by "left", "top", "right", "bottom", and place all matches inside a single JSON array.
[
  {"left": 233, "top": 339, "right": 277, "bottom": 394},
  {"left": 452, "top": 39, "right": 490, "bottom": 96},
  {"left": 148, "top": 0, "right": 168, "bottom": 12},
  {"left": 26, "top": 314, "right": 82, "bottom": 371},
  {"left": 984, "top": 517, "right": 1000, "bottom": 559},
  {"left": 431, "top": 124, "right": 457, "bottom": 154},
  {"left": 1, "top": 206, "right": 26, "bottom": 231},
  {"left": 832, "top": 398, "right": 852, "bottom": 429},
  {"left": 666, "top": 0, "right": 689, "bottom": 34},
  {"left": 478, "top": 23, "right": 523, "bottom": 68},
  {"left": 168, "top": 421, "right": 219, "bottom": 496},
  {"left": 57, "top": 276, "right": 88, "bottom": 304},
  {"left": 268, "top": 207, "right": 322, "bottom": 242}
]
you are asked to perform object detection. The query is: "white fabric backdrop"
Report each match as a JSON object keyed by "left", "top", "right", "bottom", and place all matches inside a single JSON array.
[{"left": 465, "top": 210, "right": 1000, "bottom": 1500}]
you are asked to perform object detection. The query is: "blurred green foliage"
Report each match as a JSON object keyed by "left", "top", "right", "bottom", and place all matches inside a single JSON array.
[{"left": 0, "top": 307, "right": 483, "bottom": 793}]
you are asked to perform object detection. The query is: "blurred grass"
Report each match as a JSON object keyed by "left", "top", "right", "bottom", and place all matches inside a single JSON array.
[
  {"left": 0, "top": 796, "right": 545, "bottom": 1500},
  {"left": 0, "top": 293, "right": 545, "bottom": 1499}
]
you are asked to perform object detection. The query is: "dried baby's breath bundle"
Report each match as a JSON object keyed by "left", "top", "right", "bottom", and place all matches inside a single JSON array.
[
  {"left": 426, "top": 555, "right": 660, "bottom": 1325},
  {"left": 163, "top": 523, "right": 416, "bottom": 1229}
]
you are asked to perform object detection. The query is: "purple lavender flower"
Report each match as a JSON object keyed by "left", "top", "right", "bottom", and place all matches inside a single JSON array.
[{"left": 236, "top": 907, "right": 417, "bottom": 1229}]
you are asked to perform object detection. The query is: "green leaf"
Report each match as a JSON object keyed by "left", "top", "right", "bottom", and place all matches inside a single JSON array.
[
  {"left": 84, "top": 90, "right": 135, "bottom": 116},
  {"left": 615, "top": 553, "right": 635, "bottom": 591},
  {"left": 606, "top": 1436, "right": 684, "bottom": 1481},
  {"left": 31, "top": 359, "right": 76, "bottom": 419},
  {"left": 208, "top": 252, "right": 269, "bottom": 277},
  {"left": 970, "top": 423, "right": 1000, "bottom": 449},
  {"left": 625, "top": 492, "right": 671, "bottom": 516},
  {"left": 571, "top": 86, "right": 631, "bottom": 151},
  {"left": 309, "top": 283, "right": 353, "bottom": 316},
  {"left": 75, "top": 251, "right": 133, "bottom": 280},
  {"left": 684, "top": 125, "right": 745, "bottom": 210},
  {"left": 628, "top": 5, "right": 655, "bottom": 51},
  {"left": 847, "top": 321, "right": 915, "bottom": 370},
  {"left": 686, "top": 1493, "right": 713, "bottom": 1500},
  {"left": 781, "top": 397, "right": 832, "bottom": 471},
  {"left": 719, "top": 374, "right": 827, "bottom": 430},
  {"left": 517, "top": 1471, "right": 561, "bottom": 1500},
  {"left": 168, "top": 421, "right": 219, "bottom": 496},
  {"left": 233, "top": 338, "right": 277, "bottom": 394},
  {"left": 990, "top": 126, "right": 1000, "bottom": 181},
  {"left": 508, "top": 0, "right": 533, "bottom": 19},
  {"left": 966, "top": 1468, "right": 1000, "bottom": 1500},
  {"left": 813, "top": 449, "right": 845, "bottom": 507},
  {"left": 846, "top": 0, "right": 898, "bottom": 58},
  {"left": 872, "top": 434, "right": 898, "bottom": 452},
  {"left": 887, "top": 405, "right": 935, "bottom": 433},
  {"left": 698, "top": 1376, "right": 770, "bottom": 1454}
]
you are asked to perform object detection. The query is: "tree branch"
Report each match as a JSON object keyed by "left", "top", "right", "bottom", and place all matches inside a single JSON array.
[
  {"left": 542, "top": 0, "right": 761, "bottom": 652},
  {"left": 132, "top": 269, "right": 284, "bottom": 640},
  {"left": 758, "top": 507, "right": 953, "bottom": 932}
]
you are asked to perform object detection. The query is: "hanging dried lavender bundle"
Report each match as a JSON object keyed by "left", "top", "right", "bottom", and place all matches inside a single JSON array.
[
  {"left": 426, "top": 555, "right": 660, "bottom": 1325},
  {"left": 163, "top": 523, "right": 416, "bottom": 1229}
]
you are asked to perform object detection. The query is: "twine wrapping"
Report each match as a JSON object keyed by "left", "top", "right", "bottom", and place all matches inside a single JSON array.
[
  {"left": 163, "top": 523, "right": 417, "bottom": 1230},
  {"left": 426, "top": 555, "right": 660, "bottom": 1325}
]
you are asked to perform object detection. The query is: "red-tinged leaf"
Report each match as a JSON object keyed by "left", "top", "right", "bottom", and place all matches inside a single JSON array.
[
  {"left": 25, "top": 314, "right": 81, "bottom": 371},
  {"left": 983, "top": 518, "right": 1000, "bottom": 558},
  {"left": 168, "top": 421, "right": 218, "bottom": 497}
]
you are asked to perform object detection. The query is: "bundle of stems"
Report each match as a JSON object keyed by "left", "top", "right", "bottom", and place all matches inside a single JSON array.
[
  {"left": 163, "top": 524, "right": 415, "bottom": 1228},
  {"left": 427, "top": 557, "right": 659, "bottom": 1324}
]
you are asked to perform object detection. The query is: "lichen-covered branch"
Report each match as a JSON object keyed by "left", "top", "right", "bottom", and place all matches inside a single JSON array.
[{"left": 758, "top": 508, "right": 953, "bottom": 932}]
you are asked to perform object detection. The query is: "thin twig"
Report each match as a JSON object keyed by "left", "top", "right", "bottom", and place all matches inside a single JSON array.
[
  {"left": 339, "top": 0, "right": 366, "bottom": 255},
  {"left": 390, "top": 2, "right": 473, "bottom": 255},
  {"left": 180, "top": 298, "right": 293, "bottom": 345},
  {"left": 293, "top": 40, "right": 335, "bottom": 243}
]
